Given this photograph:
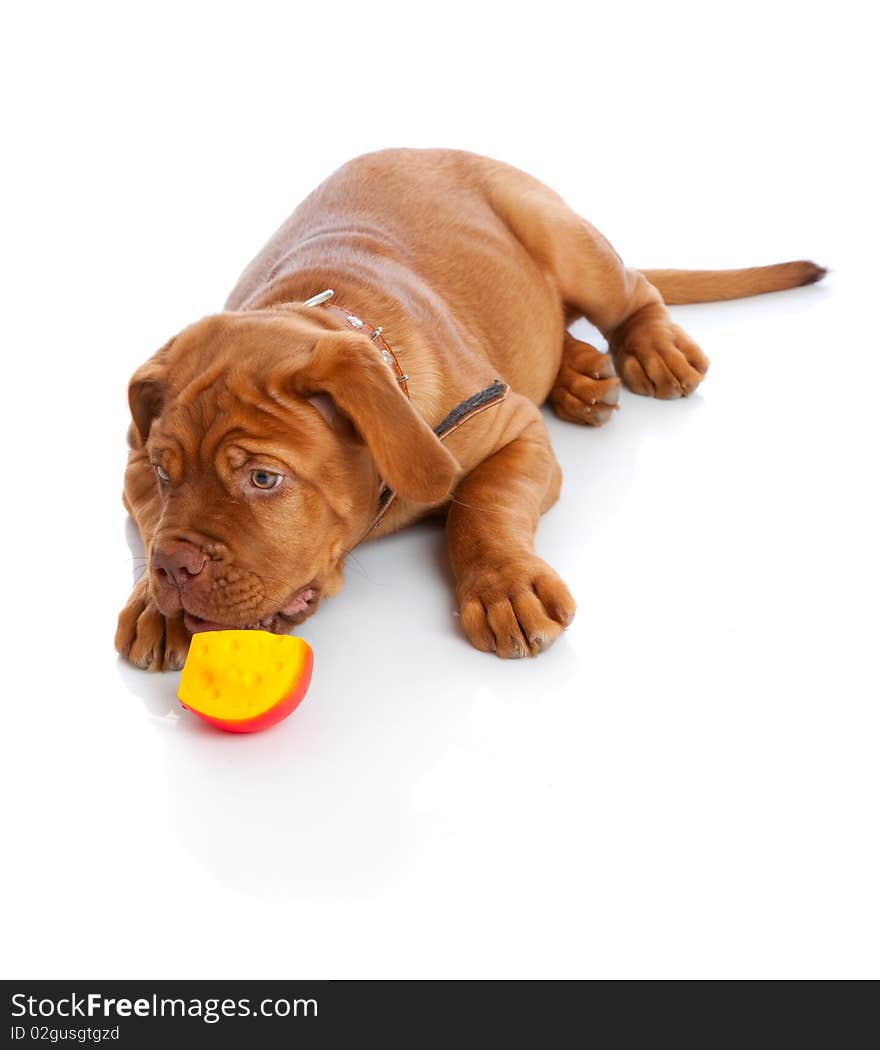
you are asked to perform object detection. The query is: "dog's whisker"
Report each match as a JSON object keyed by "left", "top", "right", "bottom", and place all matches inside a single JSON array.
[
  {"left": 446, "top": 495, "right": 485, "bottom": 512},
  {"left": 342, "top": 552, "right": 370, "bottom": 580}
]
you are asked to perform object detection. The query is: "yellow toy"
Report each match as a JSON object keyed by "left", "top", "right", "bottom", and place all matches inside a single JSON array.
[{"left": 178, "top": 631, "right": 313, "bottom": 733}]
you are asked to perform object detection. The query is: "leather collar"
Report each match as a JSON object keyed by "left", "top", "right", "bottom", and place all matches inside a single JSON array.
[
  {"left": 301, "top": 289, "right": 509, "bottom": 530},
  {"left": 370, "top": 379, "right": 509, "bottom": 532},
  {"left": 324, "top": 303, "right": 411, "bottom": 399}
]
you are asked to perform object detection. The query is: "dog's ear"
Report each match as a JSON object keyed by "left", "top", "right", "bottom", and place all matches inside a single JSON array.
[
  {"left": 293, "top": 331, "right": 459, "bottom": 505},
  {"left": 127, "top": 338, "right": 175, "bottom": 444}
]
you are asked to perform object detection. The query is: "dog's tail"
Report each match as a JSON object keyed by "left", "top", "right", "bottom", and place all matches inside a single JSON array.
[{"left": 639, "top": 260, "right": 826, "bottom": 305}]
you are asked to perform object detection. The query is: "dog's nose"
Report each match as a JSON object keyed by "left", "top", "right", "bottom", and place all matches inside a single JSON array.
[{"left": 152, "top": 541, "right": 207, "bottom": 587}]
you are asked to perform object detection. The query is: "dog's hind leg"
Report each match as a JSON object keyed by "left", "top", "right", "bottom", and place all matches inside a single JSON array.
[
  {"left": 485, "top": 165, "right": 710, "bottom": 399},
  {"left": 548, "top": 332, "right": 621, "bottom": 425}
]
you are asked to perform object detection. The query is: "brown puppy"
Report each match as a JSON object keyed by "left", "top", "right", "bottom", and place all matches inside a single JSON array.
[{"left": 116, "top": 149, "right": 824, "bottom": 668}]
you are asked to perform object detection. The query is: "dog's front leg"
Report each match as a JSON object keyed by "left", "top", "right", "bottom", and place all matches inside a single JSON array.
[
  {"left": 115, "top": 439, "right": 191, "bottom": 671},
  {"left": 447, "top": 405, "right": 576, "bottom": 658}
]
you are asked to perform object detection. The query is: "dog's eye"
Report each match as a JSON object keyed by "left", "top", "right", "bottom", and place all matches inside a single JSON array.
[
  {"left": 156, "top": 465, "right": 170, "bottom": 483},
  {"left": 250, "top": 469, "right": 282, "bottom": 490}
]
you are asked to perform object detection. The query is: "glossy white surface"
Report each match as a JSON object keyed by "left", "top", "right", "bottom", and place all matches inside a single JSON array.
[{"left": 3, "top": 2, "right": 877, "bottom": 978}]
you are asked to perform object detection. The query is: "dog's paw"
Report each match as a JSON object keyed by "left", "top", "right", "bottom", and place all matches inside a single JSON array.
[
  {"left": 457, "top": 556, "right": 576, "bottom": 658},
  {"left": 611, "top": 311, "right": 709, "bottom": 399},
  {"left": 115, "top": 577, "right": 191, "bottom": 671},
  {"left": 550, "top": 340, "right": 621, "bottom": 426}
]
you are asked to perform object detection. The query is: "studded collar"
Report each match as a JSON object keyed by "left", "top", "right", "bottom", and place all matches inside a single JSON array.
[
  {"left": 300, "top": 288, "right": 509, "bottom": 532},
  {"left": 301, "top": 288, "right": 410, "bottom": 398}
]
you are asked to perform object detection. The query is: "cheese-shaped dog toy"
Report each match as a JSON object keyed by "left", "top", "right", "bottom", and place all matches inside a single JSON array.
[{"left": 178, "top": 630, "right": 313, "bottom": 733}]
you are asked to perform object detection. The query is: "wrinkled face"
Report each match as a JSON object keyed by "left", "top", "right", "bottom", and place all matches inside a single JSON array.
[
  {"left": 128, "top": 310, "right": 456, "bottom": 636},
  {"left": 146, "top": 380, "right": 373, "bottom": 636}
]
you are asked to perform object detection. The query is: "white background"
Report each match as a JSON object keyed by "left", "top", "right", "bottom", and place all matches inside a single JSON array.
[{"left": 2, "top": 1, "right": 877, "bottom": 979}]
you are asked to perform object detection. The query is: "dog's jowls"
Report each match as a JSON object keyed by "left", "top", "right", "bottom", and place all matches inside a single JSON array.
[{"left": 116, "top": 148, "right": 824, "bottom": 668}]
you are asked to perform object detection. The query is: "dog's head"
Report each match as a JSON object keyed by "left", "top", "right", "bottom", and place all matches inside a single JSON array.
[{"left": 128, "top": 309, "right": 457, "bottom": 635}]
